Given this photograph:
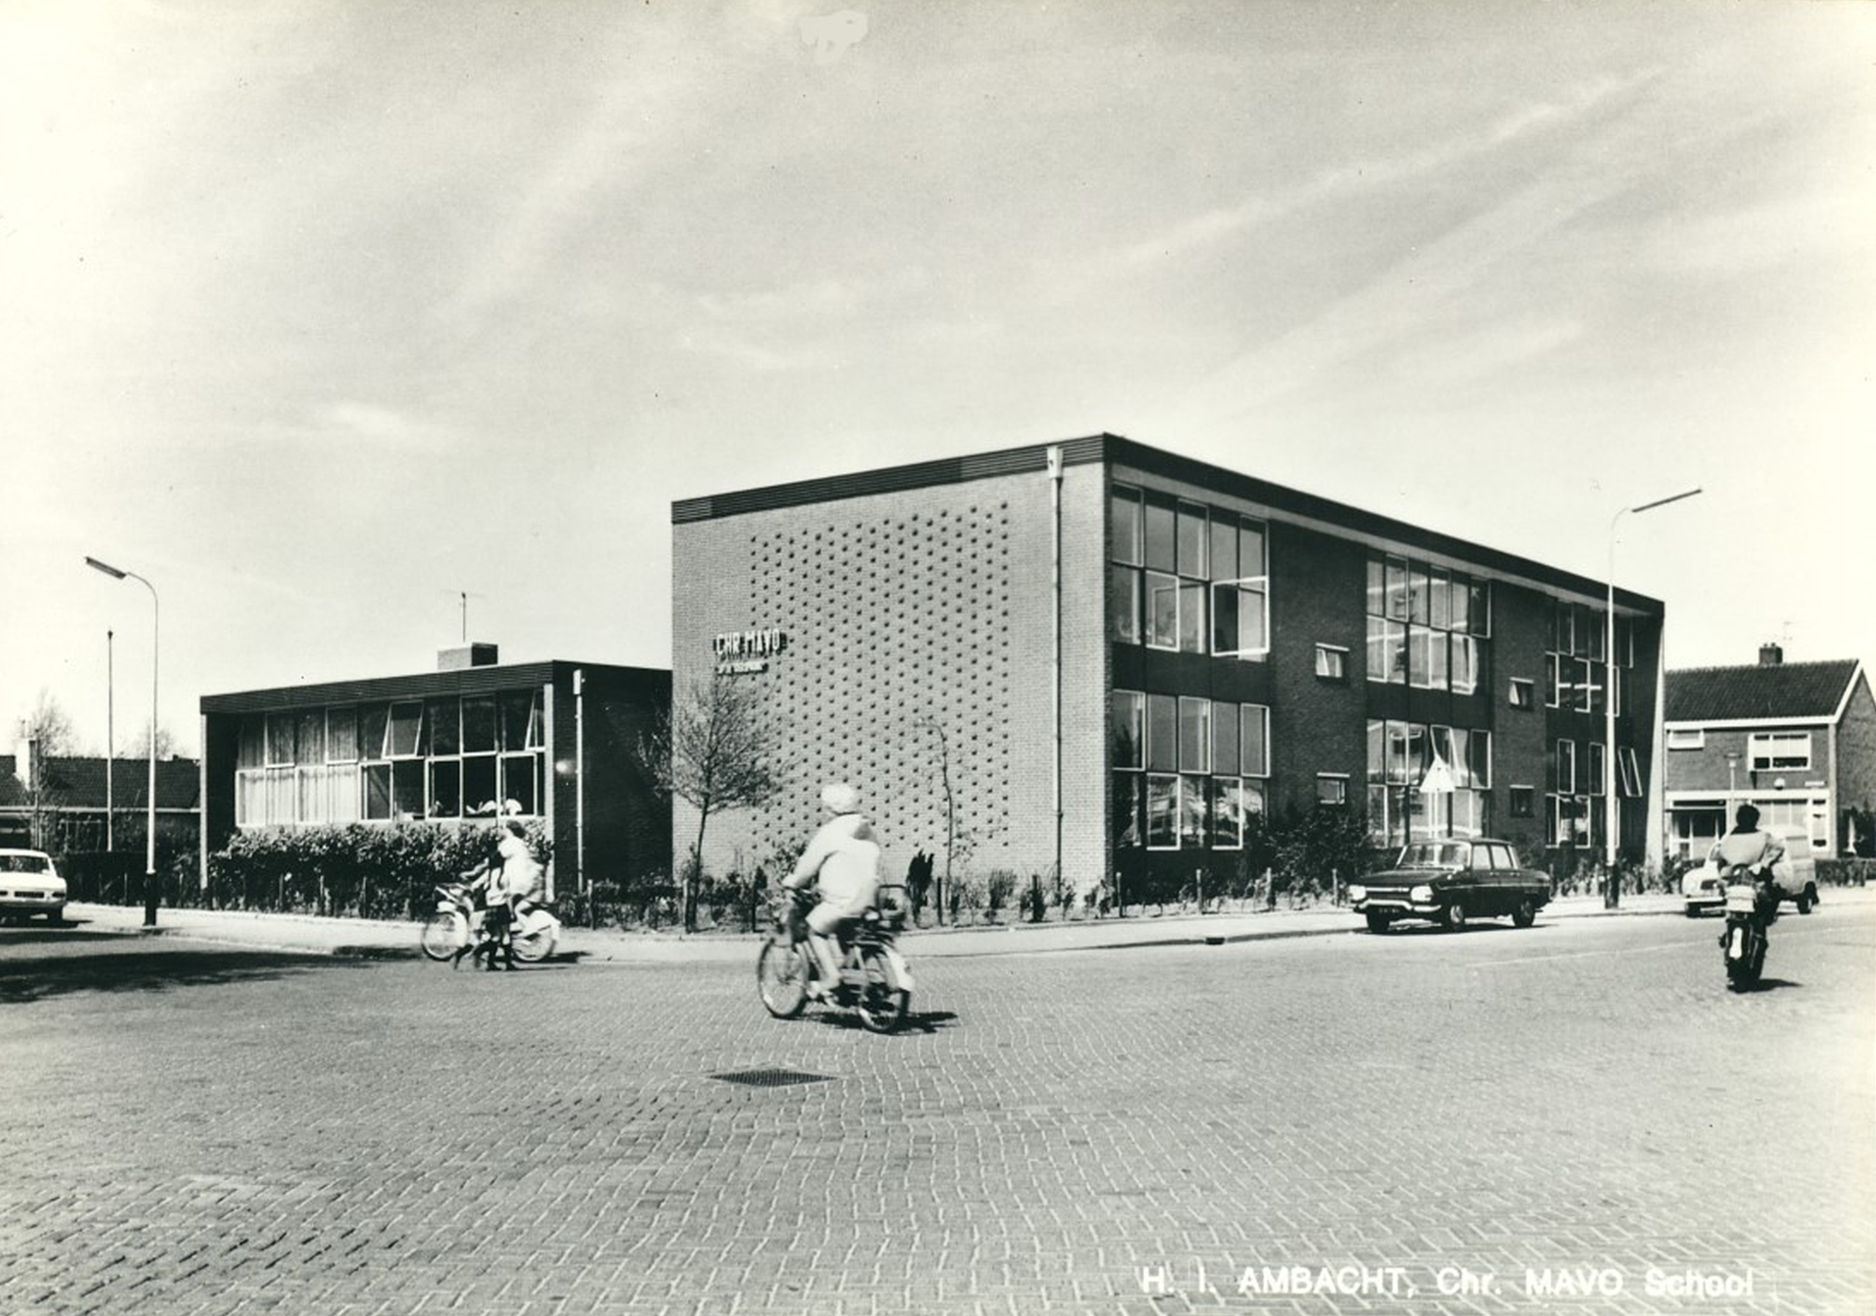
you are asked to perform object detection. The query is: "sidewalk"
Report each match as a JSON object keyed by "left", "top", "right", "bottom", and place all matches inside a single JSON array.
[{"left": 65, "top": 886, "right": 1858, "bottom": 965}]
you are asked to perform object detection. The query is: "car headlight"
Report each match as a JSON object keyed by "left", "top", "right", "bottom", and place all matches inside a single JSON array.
[
  {"left": 1409, "top": 885, "right": 1434, "bottom": 903},
  {"left": 1347, "top": 884, "right": 1367, "bottom": 903}
]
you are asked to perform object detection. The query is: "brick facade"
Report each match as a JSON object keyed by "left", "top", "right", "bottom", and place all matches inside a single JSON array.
[{"left": 672, "top": 435, "right": 1667, "bottom": 892}]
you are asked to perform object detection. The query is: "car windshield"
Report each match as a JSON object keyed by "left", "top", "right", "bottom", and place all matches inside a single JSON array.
[
  {"left": 0, "top": 854, "right": 53, "bottom": 874},
  {"left": 1397, "top": 843, "right": 1468, "bottom": 869}
]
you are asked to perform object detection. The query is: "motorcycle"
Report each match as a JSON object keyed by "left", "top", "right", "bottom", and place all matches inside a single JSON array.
[
  {"left": 419, "top": 881, "right": 560, "bottom": 965},
  {"left": 1720, "top": 870, "right": 1775, "bottom": 991},
  {"left": 757, "top": 883, "right": 914, "bottom": 1033}
]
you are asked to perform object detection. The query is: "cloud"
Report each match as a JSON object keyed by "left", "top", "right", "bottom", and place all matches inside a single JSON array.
[{"left": 1114, "top": 73, "right": 1653, "bottom": 271}]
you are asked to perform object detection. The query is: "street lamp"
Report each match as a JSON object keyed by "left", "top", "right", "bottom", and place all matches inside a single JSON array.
[
  {"left": 86, "top": 556, "right": 159, "bottom": 928},
  {"left": 1605, "top": 488, "right": 1701, "bottom": 907}
]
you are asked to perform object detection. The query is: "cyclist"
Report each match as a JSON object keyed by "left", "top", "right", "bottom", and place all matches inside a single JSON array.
[{"left": 784, "top": 782, "right": 882, "bottom": 999}]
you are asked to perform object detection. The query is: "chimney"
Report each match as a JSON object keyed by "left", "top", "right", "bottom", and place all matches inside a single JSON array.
[
  {"left": 1759, "top": 642, "right": 1784, "bottom": 667},
  {"left": 438, "top": 642, "right": 500, "bottom": 672},
  {"left": 14, "top": 725, "right": 36, "bottom": 791}
]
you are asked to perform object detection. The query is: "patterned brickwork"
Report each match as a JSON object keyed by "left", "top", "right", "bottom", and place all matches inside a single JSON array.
[{"left": 672, "top": 463, "right": 1107, "bottom": 889}]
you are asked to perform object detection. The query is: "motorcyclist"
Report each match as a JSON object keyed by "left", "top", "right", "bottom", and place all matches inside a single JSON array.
[
  {"left": 1708, "top": 803, "right": 1786, "bottom": 932},
  {"left": 784, "top": 782, "right": 882, "bottom": 1000}
]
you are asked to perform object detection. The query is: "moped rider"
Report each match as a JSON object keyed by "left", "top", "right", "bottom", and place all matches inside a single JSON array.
[
  {"left": 1708, "top": 802, "right": 1786, "bottom": 934},
  {"left": 783, "top": 782, "right": 882, "bottom": 1000},
  {"left": 460, "top": 820, "right": 537, "bottom": 970}
]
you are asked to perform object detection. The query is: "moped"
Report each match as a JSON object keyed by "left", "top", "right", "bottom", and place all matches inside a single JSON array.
[
  {"left": 419, "top": 881, "right": 560, "bottom": 964},
  {"left": 1720, "top": 873, "right": 1774, "bottom": 991},
  {"left": 757, "top": 883, "right": 914, "bottom": 1033}
]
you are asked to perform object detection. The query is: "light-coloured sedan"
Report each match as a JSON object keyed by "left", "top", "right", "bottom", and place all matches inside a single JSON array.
[{"left": 0, "top": 849, "right": 66, "bottom": 923}]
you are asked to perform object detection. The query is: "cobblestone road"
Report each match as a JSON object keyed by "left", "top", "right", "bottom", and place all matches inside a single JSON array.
[{"left": 1, "top": 904, "right": 1872, "bottom": 1316}]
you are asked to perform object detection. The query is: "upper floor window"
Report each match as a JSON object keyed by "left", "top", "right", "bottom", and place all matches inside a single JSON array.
[
  {"left": 1748, "top": 731, "right": 1811, "bottom": 772},
  {"left": 1110, "top": 484, "right": 1268, "bottom": 660},
  {"left": 1365, "top": 556, "right": 1489, "bottom": 692},
  {"left": 1666, "top": 728, "right": 1705, "bottom": 751}
]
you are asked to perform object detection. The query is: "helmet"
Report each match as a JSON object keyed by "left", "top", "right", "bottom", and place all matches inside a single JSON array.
[{"left": 820, "top": 781, "right": 859, "bottom": 815}]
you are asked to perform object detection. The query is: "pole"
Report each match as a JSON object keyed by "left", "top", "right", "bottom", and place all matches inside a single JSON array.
[
  {"left": 144, "top": 580, "right": 158, "bottom": 927},
  {"left": 84, "top": 556, "right": 159, "bottom": 926},
  {"left": 1604, "top": 487, "right": 1701, "bottom": 908},
  {"left": 106, "top": 629, "right": 114, "bottom": 854},
  {"left": 1047, "top": 446, "right": 1063, "bottom": 902}
]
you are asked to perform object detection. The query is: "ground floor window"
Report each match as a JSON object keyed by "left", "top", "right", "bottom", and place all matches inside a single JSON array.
[
  {"left": 1366, "top": 720, "right": 1491, "bottom": 846},
  {"left": 235, "top": 689, "right": 546, "bottom": 828}
]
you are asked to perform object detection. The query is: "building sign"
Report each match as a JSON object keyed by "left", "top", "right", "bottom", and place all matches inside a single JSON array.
[{"left": 714, "top": 628, "right": 788, "bottom": 675}]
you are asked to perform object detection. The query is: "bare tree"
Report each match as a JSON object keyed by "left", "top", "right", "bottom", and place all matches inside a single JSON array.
[
  {"left": 921, "top": 715, "right": 990, "bottom": 926},
  {"left": 23, "top": 689, "right": 77, "bottom": 757},
  {"left": 127, "top": 723, "right": 178, "bottom": 760},
  {"left": 638, "top": 670, "right": 780, "bottom": 932}
]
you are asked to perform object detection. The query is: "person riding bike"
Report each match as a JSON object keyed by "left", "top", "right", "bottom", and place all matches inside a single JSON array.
[
  {"left": 783, "top": 782, "right": 882, "bottom": 1000},
  {"left": 1708, "top": 803, "right": 1786, "bottom": 931},
  {"left": 461, "top": 820, "right": 539, "bottom": 970}
]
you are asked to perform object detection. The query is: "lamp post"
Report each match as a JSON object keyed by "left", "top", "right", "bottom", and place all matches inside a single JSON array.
[
  {"left": 86, "top": 556, "right": 159, "bottom": 928},
  {"left": 106, "top": 629, "right": 114, "bottom": 854},
  {"left": 1605, "top": 488, "right": 1701, "bottom": 907}
]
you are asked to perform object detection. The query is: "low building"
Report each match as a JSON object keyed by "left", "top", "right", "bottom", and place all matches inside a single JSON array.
[
  {"left": 198, "top": 646, "right": 671, "bottom": 896},
  {"left": 0, "top": 749, "right": 200, "bottom": 854},
  {"left": 1662, "top": 645, "right": 1876, "bottom": 860},
  {"left": 670, "top": 434, "right": 1668, "bottom": 894}
]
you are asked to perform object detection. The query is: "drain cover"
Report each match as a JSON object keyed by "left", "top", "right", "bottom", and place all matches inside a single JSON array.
[{"left": 712, "top": 1068, "right": 832, "bottom": 1088}]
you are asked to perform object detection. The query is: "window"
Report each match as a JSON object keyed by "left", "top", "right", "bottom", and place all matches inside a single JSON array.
[
  {"left": 1748, "top": 731, "right": 1811, "bottom": 772},
  {"left": 1210, "top": 778, "right": 1245, "bottom": 848},
  {"left": 1509, "top": 678, "right": 1534, "bottom": 709},
  {"left": 1146, "top": 775, "right": 1179, "bottom": 848},
  {"left": 1618, "top": 746, "right": 1643, "bottom": 798},
  {"left": 1366, "top": 719, "right": 1492, "bottom": 845},
  {"left": 1112, "top": 773, "right": 1144, "bottom": 849},
  {"left": 1239, "top": 704, "right": 1270, "bottom": 777},
  {"left": 1179, "top": 698, "right": 1211, "bottom": 773},
  {"left": 1317, "top": 774, "right": 1348, "bottom": 806},
  {"left": 1555, "top": 740, "right": 1577, "bottom": 794},
  {"left": 1146, "top": 695, "right": 1177, "bottom": 772},
  {"left": 1510, "top": 786, "right": 1534, "bottom": 818},
  {"left": 1315, "top": 644, "right": 1348, "bottom": 680},
  {"left": 1366, "top": 554, "right": 1488, "bottom": 691},
  {"left": 1587, "top": 741, "right": 1605, "bottom": 797},
  {"left": 1110, "top": 691, "right": 1144, "bottom": 769}
]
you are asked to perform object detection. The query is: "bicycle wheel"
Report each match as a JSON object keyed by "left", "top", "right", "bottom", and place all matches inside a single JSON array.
[
  {"left": 510, "top": 917, "right": 559, "bottom": 963},
  {"left": 854, "top": 946, "right": 910, "bottom": 1034},
  {"left": 757, "top": 937, "right": 810, "bottom": 1018},
  {"left": 420, "top": 911, "right": 468, "bottom": 962}
]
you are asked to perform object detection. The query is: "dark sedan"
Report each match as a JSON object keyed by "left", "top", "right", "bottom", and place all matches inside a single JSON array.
[{"left": 1348, "top": 838, "right": 1550, "bottom": 933}]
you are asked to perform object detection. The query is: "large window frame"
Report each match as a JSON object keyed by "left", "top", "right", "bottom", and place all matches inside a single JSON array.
[
  {"left": 1366, "top": 555, "right": 1489, "bottom": 692},
  {"left": 1110, "top": 484, "right": 1270, "bottom": 661}
]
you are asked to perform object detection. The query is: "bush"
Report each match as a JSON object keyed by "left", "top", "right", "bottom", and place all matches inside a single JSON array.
[{"left": 1818, "top": 858, "right": 1876, "bottom": 887}]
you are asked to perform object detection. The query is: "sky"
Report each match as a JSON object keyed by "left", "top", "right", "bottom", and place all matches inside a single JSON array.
[{"left": 3, "top": 0, "right": 1872, "bottom": 759}]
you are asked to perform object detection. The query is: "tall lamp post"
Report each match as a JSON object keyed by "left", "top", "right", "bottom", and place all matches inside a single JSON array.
[
  {"left": 86, "top": 556, "right": 159, "bottom": 928},
  {"left": 1605, "top": 488, "right": 1701, "bottom": 907}
]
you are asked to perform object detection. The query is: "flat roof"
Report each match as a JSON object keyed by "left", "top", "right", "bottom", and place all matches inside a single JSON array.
[
  {"left": 671, "top": 433, "right": 1664, "bottom": 615},
  {"left": 200, "top": 660, "right": 668, "bottom": 715}
]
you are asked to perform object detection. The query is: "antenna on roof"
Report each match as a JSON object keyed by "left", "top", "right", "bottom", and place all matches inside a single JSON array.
[{"left": 445, "top": 590, "right": 486, "bottom": 643}]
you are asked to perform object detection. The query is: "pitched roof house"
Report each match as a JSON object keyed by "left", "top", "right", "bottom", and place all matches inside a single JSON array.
[
  {"left": 1662, "top": 645, "right": 1876, "bottom": 859},
  {"left": 0, "top": 752, "right": 201, "bottom": 852}
]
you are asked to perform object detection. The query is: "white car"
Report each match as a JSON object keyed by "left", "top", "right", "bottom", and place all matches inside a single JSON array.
[
  {"left": 1682, "top": 825, "right": 1820, "bottom": 917},
  {"left": 0, "top": 849, "right": 67, "bottom": 923}
]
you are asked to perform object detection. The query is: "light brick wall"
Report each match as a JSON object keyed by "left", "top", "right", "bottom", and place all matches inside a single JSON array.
[{"left": 672, "top": 462, "right": 1104, "bottom": 890}]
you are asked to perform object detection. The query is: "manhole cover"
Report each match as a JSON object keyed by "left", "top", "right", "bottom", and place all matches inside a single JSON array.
[{"left": 712, "top": 1068, "right": 832, "bottom": 1088}]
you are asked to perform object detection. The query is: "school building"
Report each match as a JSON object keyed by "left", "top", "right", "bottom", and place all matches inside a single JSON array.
[{"left": 670, "top": 434, "right": 1667, "bottom": 894}]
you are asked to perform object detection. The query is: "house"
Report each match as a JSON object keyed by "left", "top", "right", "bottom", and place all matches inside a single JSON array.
[
  {"left": 670, "top": 433, "right": 1668, "bottom": 891},
  {"left": 0, "top": 747, "right": 201, "bottom": 855},
  {"left": 1662, "top": 645, "right": 1876, "bottom": 860}
]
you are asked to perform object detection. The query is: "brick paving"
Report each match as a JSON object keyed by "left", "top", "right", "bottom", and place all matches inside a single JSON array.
[{"left": 0, "top": 902, "right": 1871, "bottom": 1316}]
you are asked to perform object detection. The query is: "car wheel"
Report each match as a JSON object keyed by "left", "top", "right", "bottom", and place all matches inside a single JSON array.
[
  {"left": 1512, "top": 898, "right": 1537, "bottom": 929},
  {"left": 1797, "top": 885, "right": 1816, "bottom": 915},
  {"left": 1443, "top": 903, "right": 1467, "bottom": 933},
  {"left": 1364, "top": 910, "right": 1391, "bottom": 935},
  {"left": 1684, "top": 904, "right": 1701, "bottom": 918}
]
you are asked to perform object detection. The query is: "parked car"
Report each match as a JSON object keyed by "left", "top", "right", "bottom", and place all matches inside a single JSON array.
[
  {"left": 0, "top": 849, "right": 67, "bottom": 923},
  {"left": 1348, "top": 838, "right": 1550, "bottom": 933},
  {"left": 1681, "top": 824, "right": 1820, "bottom": 917}
]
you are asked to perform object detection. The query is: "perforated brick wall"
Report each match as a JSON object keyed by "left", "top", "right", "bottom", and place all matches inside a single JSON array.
[{"left": 672, "top": 462, "right": 1107, "bottom": 890}]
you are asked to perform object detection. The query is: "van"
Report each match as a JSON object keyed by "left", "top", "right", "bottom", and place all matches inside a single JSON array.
[{"left": 1680, "top": 823, "right": 1820, "bottom": 916}]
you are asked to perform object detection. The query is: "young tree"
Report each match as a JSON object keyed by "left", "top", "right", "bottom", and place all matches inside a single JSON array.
[{"left": 638, "top": 670, "right": 780, "bottom": 932}]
